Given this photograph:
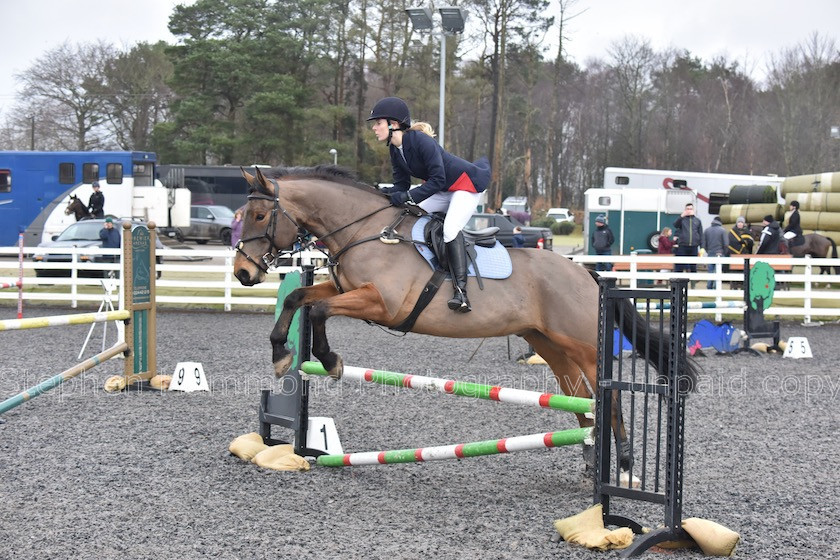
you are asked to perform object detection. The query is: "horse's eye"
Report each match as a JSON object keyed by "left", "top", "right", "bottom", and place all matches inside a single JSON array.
[{"left": 256, "top": 213, "right": 266, "bottom": 221}]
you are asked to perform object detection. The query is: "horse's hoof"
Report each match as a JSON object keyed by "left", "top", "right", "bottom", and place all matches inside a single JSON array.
[
  {"left": 327, "top": 356, "right": 344, "bottom": 380},
  {"left": 619, "top": 469, "right": 642, "bottom": 489},
  {"left": 273, "top": 355, "right": 294, "bottom": 378}
]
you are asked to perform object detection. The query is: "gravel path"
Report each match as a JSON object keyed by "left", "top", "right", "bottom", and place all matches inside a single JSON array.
[{"left": 1, "top": 307, "right": 839, "bottom": 559}]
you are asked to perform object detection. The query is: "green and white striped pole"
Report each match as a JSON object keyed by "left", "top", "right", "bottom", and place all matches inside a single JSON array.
[
  {"left": 301, "top": 362, "right": 594, "bottom": 416},
  {"left": 317, "top": 427, "right": 593, "bottom": 467}
]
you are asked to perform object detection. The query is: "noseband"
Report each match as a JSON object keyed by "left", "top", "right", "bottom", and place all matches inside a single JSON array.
[{"left": 236, "top": 179, "right": 307, "bottom": 273}]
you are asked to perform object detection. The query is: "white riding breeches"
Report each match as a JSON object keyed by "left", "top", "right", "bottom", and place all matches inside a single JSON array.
[{"left": 417, "top": 189, "right": 481, "bottom": 242}]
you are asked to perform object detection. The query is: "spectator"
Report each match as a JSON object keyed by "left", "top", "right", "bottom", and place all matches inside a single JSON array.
[
  {"left": 727, "top": 216, "right": 754, "bottom": 255},
  {"left": 99, "top": 217, "right": 121, "bottom": 265},
  {"left": 88, "top": 182, "right": 105, "bottom": 219},
  {"left": 590, "top": 214, "right": 615, "bottom": 271},
  {"left": 231, "top": 209, "right": 244, "bottom": 248},
  {"left": 672, "top": 203, "right": 703, "bottom": 273},
  {"left": 757, "top": 215, "right": 782, "bottom": 254},
  {"left": 512, "top": 226, "right": 525, "bottom": 248},
  {"left": 702, "top": 216, "right": 728, "bottom": 289},
  {"left": 656, "top": 227, "right": 675, "bottom": 284},
  {"left": 657, "top": 227, "right": 675, "bottom": 254}
]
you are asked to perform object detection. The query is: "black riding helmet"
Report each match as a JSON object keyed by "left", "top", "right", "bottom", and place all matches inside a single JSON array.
[{"left": 367, "top": 97, "right": 411, "bottom": 129}]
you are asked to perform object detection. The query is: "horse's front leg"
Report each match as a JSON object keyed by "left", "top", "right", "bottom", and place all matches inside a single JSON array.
[
  {"left": 308, "top": 283, "right": 392, "bottom": 379},
  {"left": 271, "top": 282, "right": 340, "bottom": 377}
]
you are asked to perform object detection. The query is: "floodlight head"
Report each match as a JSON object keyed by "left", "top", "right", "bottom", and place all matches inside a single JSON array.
[
  {"left": 438, "top": 6, "right": 465, "bottom": 33},
  {"left": 405, "top": 7, "right": 434, "bottom": 30}
]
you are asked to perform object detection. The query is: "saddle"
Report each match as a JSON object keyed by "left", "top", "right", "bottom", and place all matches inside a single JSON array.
[{"left": 423, "top": 213, "right": 499, "bottom": 275}]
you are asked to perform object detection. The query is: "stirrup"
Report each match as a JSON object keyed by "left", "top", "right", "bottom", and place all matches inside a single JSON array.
[{"left": 447, "top": 288, "right": 471, "bottom": 313}]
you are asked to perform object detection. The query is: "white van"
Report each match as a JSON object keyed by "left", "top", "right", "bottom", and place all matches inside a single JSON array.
[{"left": 546, "top": 207, "right": 574, "bottom": 223}]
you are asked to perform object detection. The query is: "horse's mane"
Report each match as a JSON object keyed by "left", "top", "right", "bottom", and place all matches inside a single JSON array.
[{"left": 251, "top": 165, "right": 380, "bottom": 196}]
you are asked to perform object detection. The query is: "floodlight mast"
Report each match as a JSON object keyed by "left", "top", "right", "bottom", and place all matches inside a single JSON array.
[{"left": 404, "top": 5, "right": 466, "bottom": 149}]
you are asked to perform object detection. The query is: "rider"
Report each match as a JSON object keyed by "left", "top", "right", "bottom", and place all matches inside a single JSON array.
[
  {"left": 367, "top": 96, "right": 490, "bottom": 313},
  {"left": 783, "top": 200, "right": 803, "bottom": 248},
  {"left": 88, "top": 182, "right": 105, "bottom": 219}
]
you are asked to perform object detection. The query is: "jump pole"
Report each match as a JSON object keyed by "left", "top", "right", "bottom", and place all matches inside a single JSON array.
[
  {"left": 301, "top": 361, "right": 595, "bottom": 416},
  {"left": 636, "top": 300, "right": 743, "bottom": 311},
  {"left": 0, "top": 310, "right": 129, "bottom": 331},
  {"left": 0, "top": 280, "right": 21, "bottom": 290},
  {"left": 0, "top": 342, "right": 129, "bottom": 414},
  {"left": 317, "top": 427, "right": 593, "bottom": 467}
]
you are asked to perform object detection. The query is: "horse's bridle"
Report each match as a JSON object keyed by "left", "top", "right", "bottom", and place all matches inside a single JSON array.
[
  {"left": 235, "top": 179, "right": 307, "bottom": 273},
  {"left": 236, "top": 178, "right": 398, "bottom": 275}
]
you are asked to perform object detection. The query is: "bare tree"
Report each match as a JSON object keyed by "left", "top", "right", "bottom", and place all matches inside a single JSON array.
[
  {"left": 15, "top": 41, "right": 117, "bottom": 150},
  {"left": 762, "top": 33, "right": 840, "bottom": 174}
]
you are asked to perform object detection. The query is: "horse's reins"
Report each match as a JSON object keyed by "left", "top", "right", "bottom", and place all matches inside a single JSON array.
[{"left": 236, "top": 178, "right": 410, "bottom": 279}]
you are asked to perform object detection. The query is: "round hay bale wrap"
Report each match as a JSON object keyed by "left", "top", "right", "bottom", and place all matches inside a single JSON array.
[
  {"left": 728, "top": 184, "right": 778, "bottom": 204},
  {"left": 789, "top": 211, "right": 840, "bottom": 231},
  {"left": 718, "top": 203, "right": 782, "bottom": 224},
  {"left": 785, "top": 192, "right": 840, "bottom": 212},
  {"left": 782, "top": 172, "right": 840, "bottom": 196}
]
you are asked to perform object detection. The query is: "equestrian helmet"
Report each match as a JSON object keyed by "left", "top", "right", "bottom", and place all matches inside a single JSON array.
[{"left": 367, "top": 97, "right": 411, "bottom": 128}]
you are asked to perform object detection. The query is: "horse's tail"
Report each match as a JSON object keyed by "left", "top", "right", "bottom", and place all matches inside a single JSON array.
[
  {"left": 615, "top": 297, "right": 698, "bottom": 394},
  {"left": 587, "top": 269, "right": 698, "bottom": 392},
  {"left": 828, "top": 237, "right": 839, "bottom": 275}
]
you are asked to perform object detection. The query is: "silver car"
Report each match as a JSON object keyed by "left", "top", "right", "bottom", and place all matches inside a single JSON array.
[{"left": 177, "top": 205, "right": 235, "bottom": 245}]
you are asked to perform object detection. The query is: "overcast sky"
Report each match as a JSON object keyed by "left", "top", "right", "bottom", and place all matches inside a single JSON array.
[{"left": 1, "top": 0, "right": 838, "bottom": 119}]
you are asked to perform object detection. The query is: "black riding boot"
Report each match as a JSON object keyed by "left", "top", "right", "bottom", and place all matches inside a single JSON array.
[{"left": 445, "top": 236, "right": 471, "bottom": 313}]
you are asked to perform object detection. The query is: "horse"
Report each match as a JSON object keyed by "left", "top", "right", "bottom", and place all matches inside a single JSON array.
[
  {"left": 65, "top": 195, "right": 93, "bottom": 221},
  {"left": 788, "top": 233, "right": 840, "bottom": 276},
  {"left": 233, "top": 165, "right": 698, "bottom": 472}
]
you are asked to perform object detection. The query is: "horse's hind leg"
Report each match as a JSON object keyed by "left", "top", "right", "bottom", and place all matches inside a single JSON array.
[
  {"left": 524, "top": 333, "right": 598, "bottom": 468},
  {"left": 524, "top": 331, "right": 632, "bottom": 475},
  {"left": 271, "top": 282, "right": 339, "bottom": 377}
]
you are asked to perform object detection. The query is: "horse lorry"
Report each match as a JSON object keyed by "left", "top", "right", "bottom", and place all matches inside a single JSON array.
[
  {"left": 583, "top": 167, "right": 784, "bottom": 255},
  {"left": 0, "top": 151, "right": 190, "bottom": 247}
]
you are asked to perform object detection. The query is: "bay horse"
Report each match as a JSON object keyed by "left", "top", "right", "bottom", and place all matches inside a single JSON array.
[
  {"left": 65, "top": 195, "right": 93, "bottom": 221},
  {"left": 233, "top": 165, "right": 697, "bottom": 471},
  {"left": 788, "top": 233, "right": 840, "bottom": 276}
]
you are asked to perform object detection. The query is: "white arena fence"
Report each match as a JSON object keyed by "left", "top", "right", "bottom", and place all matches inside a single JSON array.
[{"left": 1, "top": 245, "right": 839, "bottom": 323}]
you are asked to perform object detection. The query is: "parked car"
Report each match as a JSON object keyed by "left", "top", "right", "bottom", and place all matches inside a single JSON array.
[
  {"left": 546, "top": 207, "right": 574, "bottom": 223},
  {"left": 175, "top": 205, "right": 234, "bottom": 245},
  {"left": 32, "top": 219, "right": 164, "bottom": 278},
  {"left": 466, "top": 213, "right": 553, "bottom": 250}
]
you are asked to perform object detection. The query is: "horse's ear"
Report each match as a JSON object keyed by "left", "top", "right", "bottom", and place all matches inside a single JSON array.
[
  {"left": 240, "top": 166, "right": 256, "bottom": 186},
  {"left": 254, "top": 166, "right": 269, "bottom": 188}
]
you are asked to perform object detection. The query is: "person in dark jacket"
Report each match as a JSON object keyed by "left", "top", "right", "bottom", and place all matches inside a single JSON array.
[
  {"left": 727, "top": 216, "right": 754, "bottom": 255},
  {"left": 702, "top": 216, "right": 728, "bottom": 289},
  {"left": 783, "top": 200, "right": 803, "bottom": 248},
  {"left": 88, "top": 182, "right": 105, "bottom": 219},
  {"left": 512, "top": 226, "right": 525, "bottom": 248},
  {"left": 99, "top": 217, "right": 121, "bottom": 264},
  {"left": 757, "top": 215, "right": 782, "bottom": 254},
  {"left": 673, "top": 203, "right": 703, "bottom": 272},
  {"left": 590, "top": 214, "right": 615, "bottom": 271},
  {"left": 368, "top": 96, "right": 490, "bottom": 313}
]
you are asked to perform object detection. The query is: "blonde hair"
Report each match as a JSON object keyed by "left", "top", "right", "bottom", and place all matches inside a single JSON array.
[
  {"left": 409, "top": 121, "right": 436, "bottom": 138},
  {"left": 661, "top": 227, "right": 672, "bottom": 236}
]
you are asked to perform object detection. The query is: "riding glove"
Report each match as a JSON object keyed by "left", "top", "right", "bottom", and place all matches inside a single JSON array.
[{"left": 389, "top": 190, "right": 411, "bottom": 206}]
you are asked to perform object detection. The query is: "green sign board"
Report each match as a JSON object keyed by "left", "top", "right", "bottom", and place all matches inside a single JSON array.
[{"left": 131, "top": 226, "right": 151, "bottom": 305}]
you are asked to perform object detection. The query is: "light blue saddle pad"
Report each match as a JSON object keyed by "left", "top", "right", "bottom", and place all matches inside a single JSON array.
[{"left": 411, "top": 216, "right": 512, "bottom": 280}]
